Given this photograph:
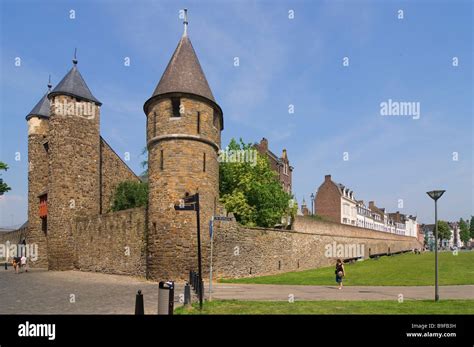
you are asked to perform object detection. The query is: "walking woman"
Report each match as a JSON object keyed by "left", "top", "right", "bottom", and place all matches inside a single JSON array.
[{"left": 335, "top": 259, "right": 345, "bottom": 289}]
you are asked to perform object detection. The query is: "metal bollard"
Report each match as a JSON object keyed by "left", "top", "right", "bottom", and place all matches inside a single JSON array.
[
  {"left": 189, "top": 270, "right": 192, "bottom": 286},
  {"left": 158, "top": 281, "right": 175, "bottom": 315},
  {"left": 4, "top": 262, "right": 7, "bottom": 270},
  {"left": 135, "top": 290, "right": 144, "bottom": 315},
  {"left": 199, "top": 279, "right": 204, "bottom": 299},
  {"left": 184, "top": 282, "right": 191, "bottom": 306}
]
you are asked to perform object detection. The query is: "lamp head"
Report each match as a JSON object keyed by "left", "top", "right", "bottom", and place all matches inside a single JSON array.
[{"left": 426, "top": 190, "right": 445, "bottom": 201}]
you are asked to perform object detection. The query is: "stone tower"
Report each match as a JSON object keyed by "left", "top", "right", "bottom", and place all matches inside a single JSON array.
[
  {"left": 26, "top": 79, "right": 52, "bottom": 267},
  {"left": 144, "top": 14, "right": 223, "bottom": 280},
  {"left": 46, "top": 57, "right": 102, "bottom": 270}
]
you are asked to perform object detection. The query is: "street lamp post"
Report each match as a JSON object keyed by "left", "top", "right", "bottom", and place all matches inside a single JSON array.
[
  {"left": 426, "top": 190, "right": 445, "bottom": 302},
  {"left": 310, "top": 193, "right": 315, "bottom": 215}
]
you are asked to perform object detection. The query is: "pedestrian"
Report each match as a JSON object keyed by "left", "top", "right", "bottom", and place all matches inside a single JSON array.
[
  {"left": 12, "top": 257, "right": 19, "bottom": 274},
  {"left": 20, "top": 255, "right": 27, "bottom": 273},
  {"left": 335, "top": 259, "right": 345, "bottom": 289}
]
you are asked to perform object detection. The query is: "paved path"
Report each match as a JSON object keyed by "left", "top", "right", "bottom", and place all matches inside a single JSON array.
[
  {"left": 1, "top": 269, "right": 472, "bottom": 314},
  {"left": 209, "top": 283, "right": 474, "bottom": 301},
  {"left": 0, "top": 268, "right": 182, "bottom": 314}
]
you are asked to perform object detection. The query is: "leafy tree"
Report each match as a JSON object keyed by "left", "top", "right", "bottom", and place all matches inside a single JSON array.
[
  {"left": 459, "top": 218, "right": 470, "bottom": 245},
  {"left": 219, "top": 138, "right": 295, "bottom": 227},
  {"left": 436, "top": 220, "right": 451, "bottom": 247},
  {"left": 470, "top": 216, "right": 474, "bottom": 239},
  {"left": 111, "top": 181, "right": 148, "bottom": 212},
  {"left": 0, "top": 162, "right": 11, "bottom": 195}
]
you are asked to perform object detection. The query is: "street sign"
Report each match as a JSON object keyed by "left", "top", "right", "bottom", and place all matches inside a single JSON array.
[
  {"left": 213, "top": 216, "right": 233, "bottom": 221},
  {"left": 174, "top": 193, "right": 198, "bottom": 211},
  {"left": 174, "top": 204, "right": 195, "bottom": 211},
  {"left": 183, "top": 194, "right": 198, "bottom": 204}
]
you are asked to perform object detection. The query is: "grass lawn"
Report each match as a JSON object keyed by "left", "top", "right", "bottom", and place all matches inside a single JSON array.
[
  {"left": 175, "top": 299, "right": 474, "bottom": 315},
  {"left": 219, "top": 251, "right": 474, "bottom": 286}
]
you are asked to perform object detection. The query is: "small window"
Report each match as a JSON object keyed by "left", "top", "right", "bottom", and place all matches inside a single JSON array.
[
  {"left": 160, "top": 149, "right": 164, "bottom": 170},
  {"left": 43, "top": 142, "right": 49, "bottom": 153},
  {"left": 213, "top": 109, "right": 218, "bottom": 128},
  {"left": 153, "top": 112, "right": 157, "bottom": 136},
  {"left": 41, "top": 217, "right": 47, "bottom": 235},
  {"left": 197, "top": 111, "right": 201, "bottom": 134},
  {"left": 203, "top": 152, "right": 206, "bottom": 172},
  {"left": 171, "top": 98, "right": 181, "bottom": 117}
]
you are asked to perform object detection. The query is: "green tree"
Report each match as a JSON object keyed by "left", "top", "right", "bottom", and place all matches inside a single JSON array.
[
  {"left": 111, "top": 181, "right": 148, "bottom": 212},
  {"left": 470, "top": 216, "right": 474, "bottom": 239},
  {"left": 459, "top": 218, "right": 470, "bottom": 245},
  {"left": 437, "top": 220, "right": 451, "bottom": 247},
  {"left": 0, "top": 162, "right": 11, "bottom": 195},
  {"left": 219, "top": 138, "right": 295, "bottom": 228}
]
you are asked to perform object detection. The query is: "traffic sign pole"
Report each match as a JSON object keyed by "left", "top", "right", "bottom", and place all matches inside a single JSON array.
[
  {"left": 209, "top": 217, "right": 214, "bottom": 301},
  {"left": 195, "top": 193, "right": 203, "bottom": 310}
]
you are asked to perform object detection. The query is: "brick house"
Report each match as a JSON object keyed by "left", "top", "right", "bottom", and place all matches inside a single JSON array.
[
  {"left": 255, "top": 138, "right": 293, "bottom": 193},
  {"left": 314, "top": 174, "right": 355, "bottom": 224},
  {"left": 315, "top": 174, "right": 418, "bottom": 236}
]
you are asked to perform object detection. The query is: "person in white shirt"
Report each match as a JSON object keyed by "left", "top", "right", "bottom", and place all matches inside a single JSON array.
[{"left": 20, "top": 255, "right": 27, "bottom": 273}]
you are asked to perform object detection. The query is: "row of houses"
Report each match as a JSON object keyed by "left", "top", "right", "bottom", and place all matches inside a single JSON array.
[
  {"left": 420, "top": 223, "right": 466, "bottom": 249},
  {"left": 310, "top": 174, "right": 418, "bottom": 237}
]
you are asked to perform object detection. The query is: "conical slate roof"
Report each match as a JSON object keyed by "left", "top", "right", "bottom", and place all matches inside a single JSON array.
[
  {"left": 49, "top": 62, "right": 101, "bottom": 105},
  {"left": 26, "top": 90, "right": 50, "bottom": 120},
  {"left": 152, "top": 35, "right": 215, "bottom": 103}
]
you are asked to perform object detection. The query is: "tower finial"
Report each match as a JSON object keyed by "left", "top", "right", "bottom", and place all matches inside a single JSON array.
[
  {"left": 47, "top": 74, "right": 52, "bottom": 91},
  {"left": 73, "top": 48, "right": 78, "bottom": 65},
  {"left": 183, "top": 8, "right": 188, "bottom": 36}
]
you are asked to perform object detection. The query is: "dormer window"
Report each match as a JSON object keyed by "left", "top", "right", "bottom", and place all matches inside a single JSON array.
[{"left": 171, "top": 97, "right": 181, "bottom": 117}]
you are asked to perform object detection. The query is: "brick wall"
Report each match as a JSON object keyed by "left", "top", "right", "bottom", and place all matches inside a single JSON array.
[
  {"left": 100, "top": 138, "right": 141, "bottom": 213},
  {"left": 73, "top": 207, "right": 147, "bottom": 276},
  {"left": 213, "top": 216, "right": 422, "bottom": 279}
]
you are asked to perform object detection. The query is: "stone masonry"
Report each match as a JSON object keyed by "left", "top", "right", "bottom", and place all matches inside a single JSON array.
[
  {"left": 213, "top": 216, "right": 422, "bottom": 279},
  {"left": 26, "top": 117, "right": 49, "bottom": 267},
  {"left": 73, "top": 207, "right": 146, "bottom": 276},
  {"left": 46, "top": 95, "right": 101, "bottom": 271},
  {"left": 146, "top": 96, "right": 221, "bottom": 280},
  {"left": 17, "top": 17, "right": 422, "bottom": 282},
  {"left": 100, "top": 138, "right": 141, "bottom": 213}
]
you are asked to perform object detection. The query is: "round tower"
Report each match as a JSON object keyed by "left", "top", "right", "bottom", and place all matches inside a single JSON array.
[
  {"left": 144, "top": 14, "right": 223, "bottom": 281},
  {"left": 25, "top": 79, "right": 52, "bottom": 268},
  {"left": 46, "top": 56, "right": 102, "bottom": 270}
]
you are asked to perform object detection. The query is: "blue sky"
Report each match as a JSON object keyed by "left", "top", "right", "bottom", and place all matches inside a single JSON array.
[{"left": 0, "top": 0, "right": 472, "bottom": 227}]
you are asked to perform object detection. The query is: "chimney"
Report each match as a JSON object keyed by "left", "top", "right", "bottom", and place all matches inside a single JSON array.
[
  {"left": 282, "top": 149, "right": 287, "bottom": 160},
  {"left": 369, "top": 201, "right": 375, "bottom": 209},
  {"left": 260, "top": 138, "right": 268, "bottom": 151},
  {"left": 324, "top": 174, "right": 331, "bottom": 182}
]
